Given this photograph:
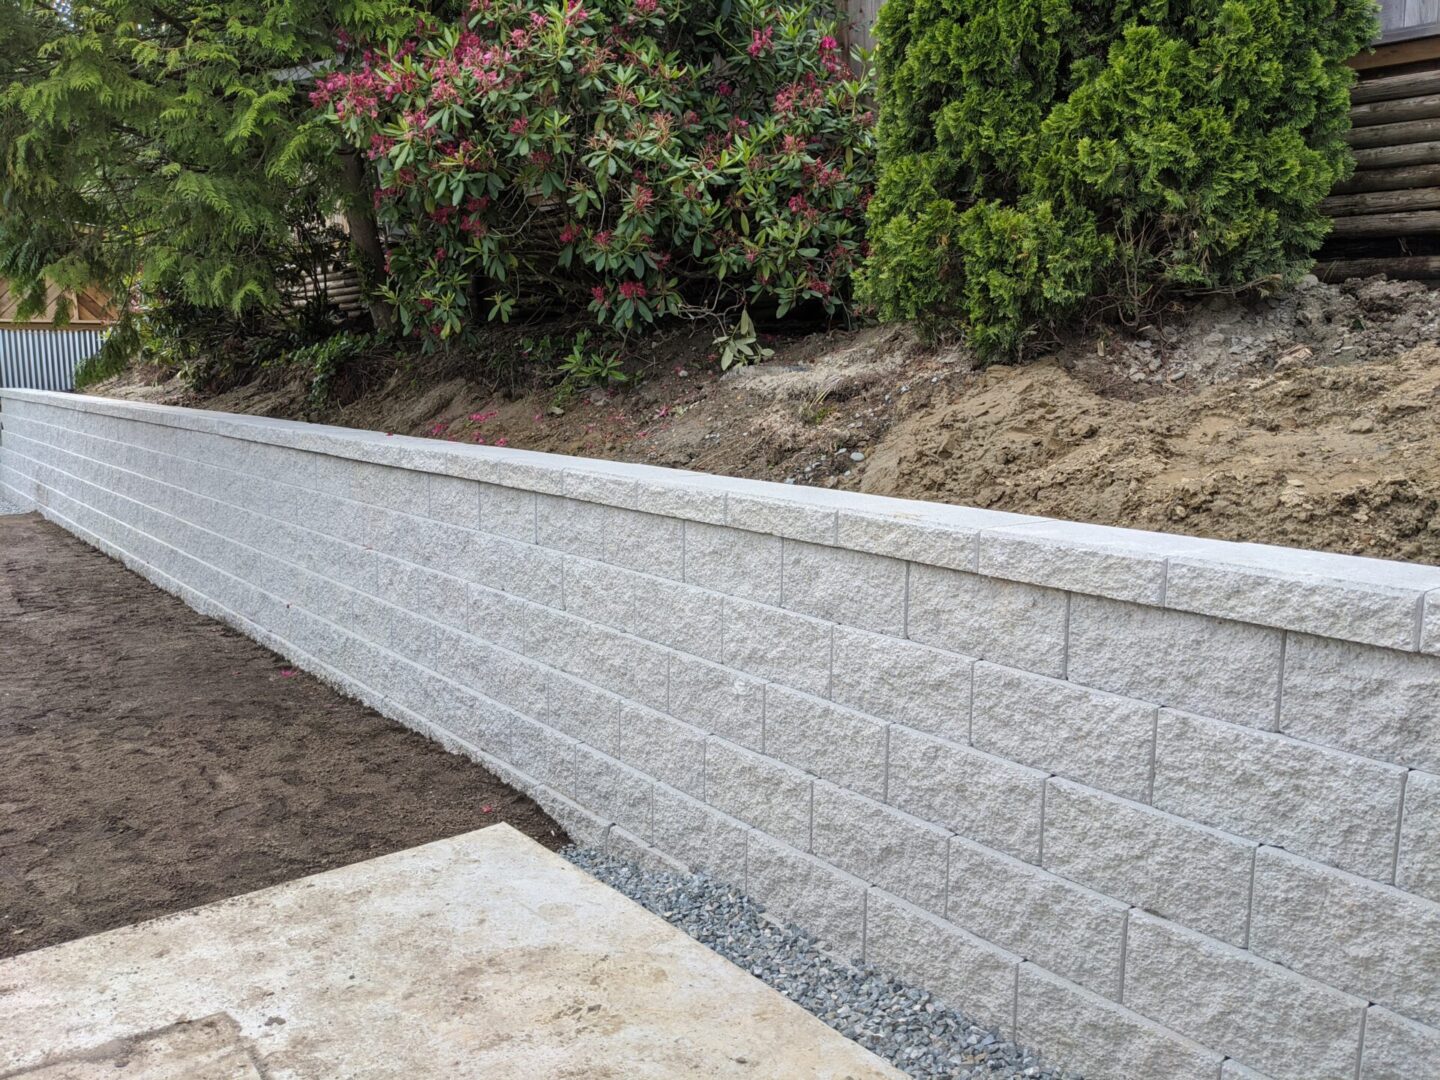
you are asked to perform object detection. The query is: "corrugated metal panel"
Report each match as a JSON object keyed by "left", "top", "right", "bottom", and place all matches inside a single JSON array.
[{"left": 0, "top": 329, "right": 104, "bottom": 392}]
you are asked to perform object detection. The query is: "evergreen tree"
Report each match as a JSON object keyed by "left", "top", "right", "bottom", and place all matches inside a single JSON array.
[
  {"left": 858, "top": 0, "right": 1379, "bottom": 358},
  {"left": 0, "top": 0, "right": 414, "bottom": 368}
]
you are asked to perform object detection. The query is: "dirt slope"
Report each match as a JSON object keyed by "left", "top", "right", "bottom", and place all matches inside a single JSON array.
[{"left": 95, "top": 276, "right": 1440, "bottom": 563}]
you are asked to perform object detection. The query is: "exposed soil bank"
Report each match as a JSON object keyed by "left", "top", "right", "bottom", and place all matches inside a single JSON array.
[
  {"left": 98, "top": 275, "right": 1440, "bottom": 562},
  {"left": 0, "top": 513, "right": 564, "bottom": 958}
]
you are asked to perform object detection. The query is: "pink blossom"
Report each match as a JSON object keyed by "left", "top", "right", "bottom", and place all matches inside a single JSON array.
[
  {"left": 748, "top": 26, "right": 774, "bottom": 57},
  {"left": 559, "top": 224, "right": 583, "bottom": 244},
  {"left": 618, "top": 280, "right": 648, "bottom": 300},
  {"left": 509, "top": 114, "right": 529, "bottom": 136}
]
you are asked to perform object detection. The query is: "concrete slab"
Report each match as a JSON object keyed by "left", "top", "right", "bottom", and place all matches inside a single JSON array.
[{"left": 0, "top": 825, "right": 903, "bottom": 1079}]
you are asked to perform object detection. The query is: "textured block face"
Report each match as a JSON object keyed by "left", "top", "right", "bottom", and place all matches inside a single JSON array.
[
  {"left": 1014, "top": 964, "right": 1224, "bottom": 1080},
  {"left": 616, "top": 703, "right": 706, "bottom": 799},
  {"left": 721, "top": 596, "right": 831, "bottom": 697},
  {"left": 1041, "top": 779, "right": 1256, "bottom": 946},
  {"left": 1248, "top": 847, "right": 1440, "bottom": 1029},
  {"left": 506, "top": 714, "right": 576, "bottom": 794},
  {"left": 1163, "top": 550, "right": 1437, "bottom": 651},
  {"left": 971, "top": 663, "right": 1156, "bottom": 801},
  {"left": 541, "top": 673, "right": 621, "bottom": 755},
  {"left": 427, "top": 474, "right": 481, "bottom": 529},
  {"left": 604, "top": 505, "right": 685, "bottom": 580},
  {"left": 906, "top": 564, "right": 1067, "bottom": 678},
  {"left": 650, "top": 785, "right": 747, "bottom": 884},
  {"left": 1397, "top": 769, "right": 1440, "bottom": 904},
  {"left": 811, "top": 783, "right": 949, "bottom": 915},
  {"left": 829, "top": 627, "right": 972, "bottom": 742},
  {"left": 1123, "top": 912, "right": 1366, "bottom": 1080},
  {"left": 535, "top": 494, "right": 610, "bottom": 559},
  {"left": 703, "top": 737, "right": 811, "bottom": 850},
  {"left": 763, "top": 686, "right": 888, "bottom": 800},
  {"left": 835, "top": 509, "right": 979, "bottom": 572},
  {"left": 681, "top": 521, "right": 782, "bottom": 604},
  {"left": 946, "top": 836, "right": 1127, "bottom": 999},
  {"left": 562, "top": 555, "right": 636, "bottom": 633},
  {"left": 780, "top": 540, "right": 906, "bottom": 636},
  {"left": 667, "top": 653, "right": 764, "bottom": 750},
  {"left": 572, "top": 745, "right": 652, "bottom": 838},
  {"left": 726, "top": 492, "right": 835, "bottom": 545},
  {"left": 477, "top": 481, "right": 536, "bottom": 541},
  {"left": 745, "top": 831, "right": 867, "bottom": 958},
  {"left": 884, "top": 726, "right": 1044, "bottom": 862},
  {"left": 863, "top": 889, "right": 1019, "bottom": 1031},
  {"left": 632, "top": 574, "right": 724, "bottom": 663},
  {"left": 978, "top": 520, "right": 1186, "bottom": 605},
  {"left": 1152, "top": 709, "right": 1407, "bottom": 881},
  {"left": 1068, "top": 596, "right": 1284, "bottom": 728},
  {"left": 1280, "top": 634, "right": 1440, "bottom": 771},
  {"left": 1360, "top": 1006, "right": 1440, "bottom": 1080}
]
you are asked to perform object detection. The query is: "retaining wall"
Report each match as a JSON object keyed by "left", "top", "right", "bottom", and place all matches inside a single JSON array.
[{"left": 3, "top": 387, "right": 1439, "bottom": 1080}]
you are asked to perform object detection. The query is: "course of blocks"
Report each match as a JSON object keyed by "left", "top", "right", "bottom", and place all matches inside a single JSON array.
[{"left": 3, "top": 386, "right": 1439, "bottom": 1080}]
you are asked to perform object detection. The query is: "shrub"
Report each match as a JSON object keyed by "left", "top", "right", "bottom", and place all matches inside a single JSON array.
[
  {"left": 314, "top": 0, "right": 874, "bottom": 342},
  {"left": 859, "top": 0, "right": 1377, "bottom": 358}
]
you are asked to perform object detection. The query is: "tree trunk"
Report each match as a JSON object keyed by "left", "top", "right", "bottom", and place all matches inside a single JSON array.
[{"left": 337, "top": 147, "right": 394, "bottom": 334}]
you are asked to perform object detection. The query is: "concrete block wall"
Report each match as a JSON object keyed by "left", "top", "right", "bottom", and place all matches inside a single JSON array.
[{"left": 3, "top": 386, "right": 1439, "bottom": 1080}]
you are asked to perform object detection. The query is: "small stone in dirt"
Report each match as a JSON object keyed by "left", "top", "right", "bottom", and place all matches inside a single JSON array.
[
  {"left": 850, "top": 451, "right": 865, "bottom": 462},
  {"left": 1348, "top": 417, "right": 1376, "bottom": 434}
]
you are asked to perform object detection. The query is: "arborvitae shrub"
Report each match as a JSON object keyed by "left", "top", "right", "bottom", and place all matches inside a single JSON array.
[{"left": 858, "top": 0, "right": 1378, "bottom": 358}]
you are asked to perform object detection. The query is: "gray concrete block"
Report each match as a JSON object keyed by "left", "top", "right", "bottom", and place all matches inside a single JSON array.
[
  {"left": 374, "top": 555, "right": 469, "bottom": 630},
  {"left": 1163, "top": 544, "right": 1440, "bottom": 651},
  {"left": 864, "top": 888, "right": 1020, "bottom": 1032},
  {"left": 764, "top": 685, "right": 888, "bottom": 801},
  {"left": 1249, "top": 846, "right": 1440, "bottom": 1029},
  {"left": 978, "top": 520, "right": 1199, "bottom": 605},
  {"left": 1398, "top": 769, "right": 1440, "bottom": 904},
  {"left": 495, "top": 535, "right": 565, "bottom": 606},
  {"left": 972, "top": 662, "right": 1157, "bottom": 802},
  {"left": 946, "top": 835, "right": 1127, "bottom": 999},
  {"left": 703, "top": 737, "right": 812, "bottom": 851},
  {"left": 427, "top": 473, "right": 481, "bottom": 529},
  {"left": 632, "top": 573, "right": 724, "bottom": 663},
  {"left": 682, "top": 521, "right": 782, "bottom": 604},
  {"left": 605, "top": 505, "right": 685, "bottom": 581},
  {"left": 477, "top": 480, "right": 537, "bottom": 541},
  {"left": 504, "top": 713, "right": 576, "bottom": 795},
  {"left": 651, "top": 783, "right": 748, "bottom": 885},
  {"left": 562, "top": 554, "right": 636, "bottom": 633},
  {"left": 606, "top": 825, "right": 689, "bottom": 875},
  {"left": 835, "top": 499, "right": 1041, "bottom": 572},
  {"left": 1360, "top": 1006, "right": 1440, "bottom": 1080},
  {"left": 906, "top": 564, "right": 1067, "bottom": 678},
  {"left": 781, "top": 540, "right": 906, "bottom": 636},
  {"left": 1152, "top": 709, "right": 1408, "bottom": 881},
  {"left": 535, "top": 494, "right": 610, "bottom": 559},
  {"left": 884, "top": 726, "right": 1044, "bottom": 862},
  {"left": 1068, "top": 596, "right": 1284, "bottom": 729},
  {"left": 617, "top": 703, "right": 706, "bottom": 798},
  {"left": 668, "top": 653, "right": 765, "bottom": 751},
  {"left": 1123, "top": 911, "right": 1367, "bottom": 1080},
  {"left": 726, "top": 491, "right": 836, "bottom": 545},
  {"left": 572, "top": 744, "right": 652, "bottom": 839},
  {"left": 722, "top": 596, "right": 832, "bottom": 698},
  {"left": 811, "top": 782, "right": 949, "bottom": 916},
  {"left": 1014, "top": 963, "right": 1224, "bottom": 1080},
  {"left": 745, "top": 829, "right": 868, "bottom": 958},
  {"left": 829, "top": 626, "right": 972, "bottom": 743},
  {"left": 539, "top": 672, "right": 621, "bottom": 755},
  {"left": 1041, "top": 779, "right": 1256, "bottom": 946},
  {"left": 1280, "top": 634, "right": 1440, "bottom": 771}
]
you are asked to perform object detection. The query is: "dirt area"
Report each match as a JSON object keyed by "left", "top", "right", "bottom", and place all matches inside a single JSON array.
[
  {"left": 99, "top": 274, "right": 1440, "bottom": 563},
  {"left": 0, "top": 513, "right": 565, "bottom": 959}
]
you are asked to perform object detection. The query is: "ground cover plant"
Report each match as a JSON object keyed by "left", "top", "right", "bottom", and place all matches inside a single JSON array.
[
  {"left": 312, "top": 0, "right": 875, "bottom": 343},
  {"left": 859, "top": 0, "right": 1378, "bottom": 358}
]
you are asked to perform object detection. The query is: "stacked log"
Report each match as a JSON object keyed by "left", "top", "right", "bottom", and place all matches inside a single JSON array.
[
  {"left": 1326, "top": 70, "right": 1440, "bottom": 243},
  {"left": 286, "top": 267, "right": 367, "bottom": 318}
]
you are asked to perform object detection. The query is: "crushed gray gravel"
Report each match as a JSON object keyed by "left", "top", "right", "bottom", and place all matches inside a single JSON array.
[{"left": 563, "top": 847, "right": 1081, "bottom": 1079}]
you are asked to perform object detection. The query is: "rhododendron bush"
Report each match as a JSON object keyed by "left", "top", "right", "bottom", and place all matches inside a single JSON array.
[{"left": 314, "top": 0, "right": 874, "bottom": 340}]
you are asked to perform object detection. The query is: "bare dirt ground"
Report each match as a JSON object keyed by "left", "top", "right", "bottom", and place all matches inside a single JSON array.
[
  {"left": 99, "top": 275, "right": 1440, "bottom": 563},
  {"left": 0, "top": 513, "right": 565, "bottom": 958}
]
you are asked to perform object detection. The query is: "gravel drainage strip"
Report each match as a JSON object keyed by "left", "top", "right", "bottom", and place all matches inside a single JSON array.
[{"left": 563, "top": 848, "right": 1081, "bottom": 1079}]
